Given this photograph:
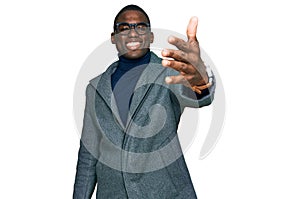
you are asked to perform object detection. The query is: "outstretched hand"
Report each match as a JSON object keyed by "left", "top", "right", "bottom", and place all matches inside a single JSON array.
[{"left": 161, "top": 17, "right": 211, "bottom": 94}]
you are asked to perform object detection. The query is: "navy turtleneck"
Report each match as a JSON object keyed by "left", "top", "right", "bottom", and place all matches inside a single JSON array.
[{"left": 111, "top": 50, "right": 151, "bottom": 125}]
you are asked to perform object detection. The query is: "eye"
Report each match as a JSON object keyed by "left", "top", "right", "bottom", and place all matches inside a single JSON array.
[
  {"left": 136, "top": 25, "right": 147, "bottom": 31},
  {"left": 119, "top": 25, "right": 130, "bottom": 32},
  {"left": 136, "top": 23, "right": 149, "bottom": 34}
]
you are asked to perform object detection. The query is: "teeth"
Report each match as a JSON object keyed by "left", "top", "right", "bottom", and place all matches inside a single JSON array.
[{"left": 126, "top": 42, "right": 139, "bottom": 47}]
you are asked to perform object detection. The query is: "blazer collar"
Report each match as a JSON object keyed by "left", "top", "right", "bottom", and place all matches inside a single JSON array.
[{"left": 90, "top": 52, "right": 166, "bottom": 129}]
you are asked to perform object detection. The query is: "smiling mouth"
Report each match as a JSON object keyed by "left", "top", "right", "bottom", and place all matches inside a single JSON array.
[{"left": 126, "top": 42, "right": 141, "bottom": 50}]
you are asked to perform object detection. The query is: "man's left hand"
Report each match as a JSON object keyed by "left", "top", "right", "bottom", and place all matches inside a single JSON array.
[{"left": 161, "top": 16, "right": 211, "bottom": 94}]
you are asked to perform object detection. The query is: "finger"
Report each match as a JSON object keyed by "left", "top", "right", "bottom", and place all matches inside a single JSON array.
[
  {"left": 162, "top": 48, "right": 201, "bottom": 68},
  {"left": 165, "top": 75, "right": 187, "bottom": 85},
  {"left": 191, "top": 82, "right": 212, "bottom": 94},
  {"left": 196, "top": 82, "right": 212, "bottom": 90},
  {"left": 161, "top": 49, "right": 188, "bottom": 63},
  {"left": 162, "top": 59, "right": 194, "bottom": 74},
  {"left": 167, "top": 36, "right": 190, "bottom": 52},
  {"left": 187, "top": 16, "right": 198, "bottom": 42},
  {"left": 191, "top": 86, "right": 202, "bottom": 94}
]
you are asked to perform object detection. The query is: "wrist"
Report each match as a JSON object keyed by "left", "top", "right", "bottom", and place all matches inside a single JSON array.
[{"left": 192, "top": 62, "right": 213, "bottom": 94}]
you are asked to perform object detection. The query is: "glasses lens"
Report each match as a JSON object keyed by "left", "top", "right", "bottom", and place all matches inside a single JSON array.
[
  {"left": 135, "top": 23, "right": 149, "bottom": 34},
  {"left": 117, "top": 23, "right": 130, "bottom": 35}
]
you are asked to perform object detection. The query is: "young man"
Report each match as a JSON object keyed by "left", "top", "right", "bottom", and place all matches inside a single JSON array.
[{"left": 74, "top": 4, "right": 215, "bottom": 199}]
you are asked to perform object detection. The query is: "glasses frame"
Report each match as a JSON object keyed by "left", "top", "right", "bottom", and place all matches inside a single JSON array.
[{"left": 114, "top": 22, "right": 151, "bottom": 35}]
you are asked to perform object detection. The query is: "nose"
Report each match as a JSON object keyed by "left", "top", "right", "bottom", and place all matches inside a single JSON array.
[{"left": 128, "top": 27, "right": 138, "bottom": 37}]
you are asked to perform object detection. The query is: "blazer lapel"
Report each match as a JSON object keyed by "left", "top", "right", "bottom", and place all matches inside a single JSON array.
[
  {"left": 90, "top": 61, "right": 126, "bottom": 129},
  {"left": 127, "top": 52, "right": 166, "bottom": 126}
]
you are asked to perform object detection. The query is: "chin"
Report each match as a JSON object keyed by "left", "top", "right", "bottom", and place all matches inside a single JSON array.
[{"left": 123, "top": 50, "right": 147, "bottom": 59}]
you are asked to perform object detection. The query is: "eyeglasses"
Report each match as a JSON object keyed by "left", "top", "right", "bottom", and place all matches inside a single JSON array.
[{"left": 114, "top": 22, "right": 150, "bottom": 35}]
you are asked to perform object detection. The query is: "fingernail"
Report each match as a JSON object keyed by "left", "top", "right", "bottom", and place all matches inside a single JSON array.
[
  {"left": 191, "top": 16, "right": 198, "bottom": 22},
  {"left": 165, "top": 77, "right": 172, "bottom": 84},
  {"left": 162, "top": 60, "right": 169, "bottom": 66},
  {"left": 162, "top": 49, "right": 168, "bottom": 56},
  {"left": 168, "top": 36, "right": 175, "bottom": 43}
]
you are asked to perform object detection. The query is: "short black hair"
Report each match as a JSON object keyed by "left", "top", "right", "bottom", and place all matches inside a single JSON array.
[{"left": 113, "top": 4, "right": 151, "bottom": 31}]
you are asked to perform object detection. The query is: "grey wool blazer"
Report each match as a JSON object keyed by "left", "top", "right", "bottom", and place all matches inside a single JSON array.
[{"left": 73, "top": 52, "right": 216, "bottom": 199}]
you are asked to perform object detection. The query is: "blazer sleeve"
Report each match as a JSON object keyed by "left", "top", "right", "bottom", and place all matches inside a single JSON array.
[{"left": 73, "top": 84, "right": 101, "bottom": 199}]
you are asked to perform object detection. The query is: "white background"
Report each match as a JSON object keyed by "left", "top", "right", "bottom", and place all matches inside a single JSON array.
[{"left": 1, "top": 0, "right": 299, "bottom": 198}]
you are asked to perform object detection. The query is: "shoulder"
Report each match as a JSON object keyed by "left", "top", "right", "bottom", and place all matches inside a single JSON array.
[
  {"left": 88, "top": 60, "right": 119, "bottom": 88},
  {"left": 149, "top": 51, "right": 162, "bottom": 63}
]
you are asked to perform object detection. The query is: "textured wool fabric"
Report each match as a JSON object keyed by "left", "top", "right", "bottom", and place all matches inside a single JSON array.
[{"left": 73, "top": 52, "right": 216, "bottom": 199}]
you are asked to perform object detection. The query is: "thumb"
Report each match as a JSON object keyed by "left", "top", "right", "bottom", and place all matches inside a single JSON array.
[{"left": 187, "top": 16, "right": 198, "bottom": 42}]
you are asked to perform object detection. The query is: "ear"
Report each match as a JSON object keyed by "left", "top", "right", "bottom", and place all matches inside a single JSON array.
[
  {"left": 150, "top": 32, "right": 154, "bottom": 43},
  {"left": 111, "top": 32, "right": 116, "bottom": 44}
]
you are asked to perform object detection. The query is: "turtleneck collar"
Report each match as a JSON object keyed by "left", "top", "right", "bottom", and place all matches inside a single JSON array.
[{"left": 118, "top": 50, "right": 151, "bottom": 71}]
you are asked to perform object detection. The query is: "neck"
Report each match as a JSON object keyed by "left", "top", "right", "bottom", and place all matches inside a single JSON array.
[{"left": 118, "top": 50, "right": 151, "bottom": 71}]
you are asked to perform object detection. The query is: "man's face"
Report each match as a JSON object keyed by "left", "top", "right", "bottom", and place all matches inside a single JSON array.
[{"left": 111, "top": 10, "right": 154, "bottom": 59}]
